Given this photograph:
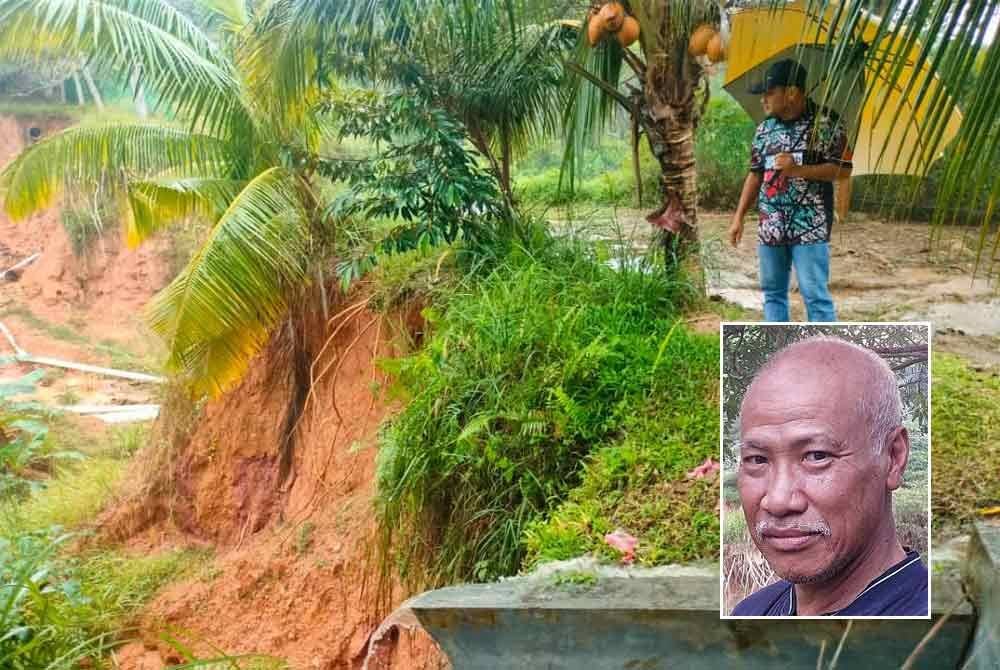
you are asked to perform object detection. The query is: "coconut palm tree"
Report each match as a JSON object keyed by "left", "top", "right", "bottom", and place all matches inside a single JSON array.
[
  {"left": 572, "top": 0, "right": 999, "bottom": 269},
  {"left": 0, "top": 0, "right": 335, "bottom": 398},
  {"left": 0, "top": 0, "right": 576, "bottom": 399},
  {"left": 298, "top": 0, "right": 998, "bottom": 273}
]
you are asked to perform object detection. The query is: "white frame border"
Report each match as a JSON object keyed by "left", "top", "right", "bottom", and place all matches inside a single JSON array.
[{"left": 717, "top": 320, "right": 933, "bottom": 621}]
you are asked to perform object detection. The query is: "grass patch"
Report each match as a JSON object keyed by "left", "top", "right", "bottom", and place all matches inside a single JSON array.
[
  {"left": 0, "top": 99, "right": 87, "bottom": 120},
  {"left": 931, "top": 353, "right": 1000, "bottom": 532},
  {"left": 0, "top": 410, "right": 209, "bottom": 670},
  {"left": 523, "top": 329, "right": 720, "bottom": 569},
  {"left": 0, "top": 526, "right": 207, "bottom": 669},
  {"left": 0, "top": 305, "right": 157, "bottom": 372},
  {"left": 375, "top": 233, "right": 709, "bottom": 587},
  {"left": 2, "top": 456, "right": 124, "bottom": 535},
  {"left": 1, "top": 306, "right": 90, "bottom": 347},
  {"left": 66, "top": 546, "right": 210, "bottom": 631}
]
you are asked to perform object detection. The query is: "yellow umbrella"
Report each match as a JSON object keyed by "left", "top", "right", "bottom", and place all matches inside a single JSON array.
[{"left": 724, "top": 1, "right": 963, "bottom": 178}]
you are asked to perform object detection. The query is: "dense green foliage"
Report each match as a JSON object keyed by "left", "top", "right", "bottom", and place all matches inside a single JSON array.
[
  {"left": 0, "top": 527, "right": 201, "bottom": 669},
  {"left": 523, "top": 329, "right": 720, "bottom": 568},
  {"left": 320, "top": 90, "right": 508, "bottom": 289},
  {"left": 514, "top": 93, "right": 755, "bottom": 211},
  {"left": 374, "top": 234, "right": 718, "bottom": 586},
  {"left": 0, "top": 369, "right": 83, "bottom": 500}
]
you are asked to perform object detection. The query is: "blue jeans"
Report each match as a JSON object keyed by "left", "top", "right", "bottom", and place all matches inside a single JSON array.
[{"left": 758, "top": 243, "right": 836, "bottom": 322}]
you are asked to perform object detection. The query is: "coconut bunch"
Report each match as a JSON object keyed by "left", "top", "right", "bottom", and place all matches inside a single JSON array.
[
  {"left": 688, "top": 23, "right": 726, "bottom": 63},
  {"left": 587, "top": 2, "right": 640, "bottom": 48}
]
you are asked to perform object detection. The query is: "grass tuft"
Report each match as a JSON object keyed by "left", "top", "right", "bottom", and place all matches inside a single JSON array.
[
  {"left": 374, "top": 233, "right": 714, "bottom": 587},
  {"left": 1, "top": 457, "right": 124, "bottom": 535}
]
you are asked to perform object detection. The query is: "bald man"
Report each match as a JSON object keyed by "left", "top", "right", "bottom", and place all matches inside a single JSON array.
[{"left": 731, "top": 336, "right": 927, "bottom": 616}]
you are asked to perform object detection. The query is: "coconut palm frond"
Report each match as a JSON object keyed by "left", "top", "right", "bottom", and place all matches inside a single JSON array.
[
  {"left": 443, "top": 17, "right": 576, "bottom": 160},
  {"left": 0, "top": 0, "right": 247, "bottom": 137},
  {"left": 782, "top": 0, "right": 999, "bottom": 269},
  {"left": 237, "top": 0, "right": 324, "bottom": 149},
  {"left": 126, "top": 177, "right": 246, "bottom": 246},
  {"left": 195, "top": 0, "right": 249, "bottom": 30},
  {"left": 145, "top": 167, "right": 312, "bottom": 395},
  {"left": 560, "top": 23, "right": 627, "bottom": 192},
  {"left": 0, "top": 123, "right": 237, "bottom": 221}
]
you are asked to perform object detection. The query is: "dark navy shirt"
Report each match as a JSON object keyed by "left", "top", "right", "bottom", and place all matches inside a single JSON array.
[{"left": 732, "top": 550, "right": 928, "bottom": 616}]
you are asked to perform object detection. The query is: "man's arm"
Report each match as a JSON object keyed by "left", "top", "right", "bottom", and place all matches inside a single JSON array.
[
  {"left": 773, "top": 155, "right": 852, "bottom": 182},
  {"left": 729, "top": 171, "right": 763, "bottom": 247}
]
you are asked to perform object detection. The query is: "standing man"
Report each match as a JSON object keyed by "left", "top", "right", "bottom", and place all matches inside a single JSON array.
[{"left": 728, "top": 59, "right": 853, "bottom": 322}]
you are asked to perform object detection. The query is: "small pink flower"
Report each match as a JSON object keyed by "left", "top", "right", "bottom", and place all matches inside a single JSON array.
[
  {"left": 687, "top": 457, "right": 720, "bottom": 480},
  {"left": 604, "top": 529, "right": 639, "bottom": 565}
]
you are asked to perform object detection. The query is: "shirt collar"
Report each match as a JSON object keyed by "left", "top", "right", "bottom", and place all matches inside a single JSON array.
[{"left": 788, "top": 550, "right": 922, "bottom": 616}]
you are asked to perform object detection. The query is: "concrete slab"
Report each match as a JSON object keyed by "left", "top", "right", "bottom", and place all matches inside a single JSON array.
[
  {"left": 409, "top": 562, "right": 974, "bottom": 670},
  {"left": 963, "top": 521, "right": 1000, "bottom": 670}
]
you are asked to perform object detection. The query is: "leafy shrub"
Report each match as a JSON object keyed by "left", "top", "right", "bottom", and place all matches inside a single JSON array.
[
  {"left": 375, "top": 234, "right": 706, "bottom": 586},
  {"left": 0, "top": 525, "right": 206, "bottom": 670},
  {"left": 694, "top": 96, "right": 755, "bottom": 210},
  {"left": 0, "top": 529, "right": 111, "bottom": 670},
  {"left": 513, "top": 92, "right": 754, "bottom": 211},
  {"left": 319, "top": 89, "right": 509, "bottom": 289},
  {"left": 0, "top": 369, "right": 82, "bottom": 499}
]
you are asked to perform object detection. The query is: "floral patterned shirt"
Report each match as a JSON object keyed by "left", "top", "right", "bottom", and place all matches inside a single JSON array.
[{"left": 750, "top": 105, "right": 852, "bottom": 246}]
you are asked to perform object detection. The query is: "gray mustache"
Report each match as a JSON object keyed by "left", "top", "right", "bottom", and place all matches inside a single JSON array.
[{"left": 755, "top": 520, "right": 832, "bottom": 537}]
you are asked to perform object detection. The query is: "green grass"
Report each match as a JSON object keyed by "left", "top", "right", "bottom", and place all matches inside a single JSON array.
[
  {"left": 523, "top": 329, "right": 720, "bottom": 569},
  {"left": 1, "top": 306, "right": 90, "bottom": 347},
  {"left": 66, "top": 546, "right": 210, "bottom": 631},
  {"left": 374, "top": 232, "right": 710, "bottom": 587},
  {"left": 0, "top": 413, "right": 211, "bottom": 670},
  {"left": 0, "top": 99, "right": 88, "bottom": 120},
  {"left": 931, "top": 353, "right": 1000, "bottom": 533},
  {"left": 1, "top": 456, "right": 124, "bottom": 534}
]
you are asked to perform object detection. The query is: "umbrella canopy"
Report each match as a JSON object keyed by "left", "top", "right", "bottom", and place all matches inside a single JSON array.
[{"left": 724, "top": 1, "right": 962, "bottom": 176}]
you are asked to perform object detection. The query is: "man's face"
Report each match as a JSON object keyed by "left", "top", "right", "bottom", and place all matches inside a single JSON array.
[
  {"left": 737, "top": 359, "right": 897, "bottom": 584},
  {"left": 761, "top": 86, "right": 794, "bottom": 118}
]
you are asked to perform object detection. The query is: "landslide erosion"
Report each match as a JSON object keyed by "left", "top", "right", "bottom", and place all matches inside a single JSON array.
[{"left": 103, "top": 299, "right": 446, "bottom": 669}]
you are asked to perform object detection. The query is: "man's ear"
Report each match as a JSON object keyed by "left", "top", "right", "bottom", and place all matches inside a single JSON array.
[{"left": 885, "top": 426, "right": 909, "bottom": 491}]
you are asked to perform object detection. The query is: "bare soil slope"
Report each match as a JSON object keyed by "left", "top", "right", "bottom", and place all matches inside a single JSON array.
[
  {"left": 1, "top": 113, "right": 172, "bottom": 356},
  {"left": 2, "top": 111, "right": 442, "bottom": 669},
  {"left": 104, "top": 303, "right": 445, "bottom": 669}
]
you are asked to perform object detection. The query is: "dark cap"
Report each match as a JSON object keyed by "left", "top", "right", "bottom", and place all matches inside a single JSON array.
[{"left": 749, "top": 59, "right": 808, "bottom": 94}]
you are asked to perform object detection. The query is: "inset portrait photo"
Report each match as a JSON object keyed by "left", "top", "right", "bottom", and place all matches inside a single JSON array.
[{"left": 720, "top": 323, "right": 930, "bottom": 618}]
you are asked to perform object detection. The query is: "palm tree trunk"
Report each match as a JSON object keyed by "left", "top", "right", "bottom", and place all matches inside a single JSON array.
[
  {"left": 637, "top": 47, "right": 706, "bottom": 278},
  {"left": 469, "top": 125, "right": 515, "bottom": 213},
  {"left": 643, "top": 104, "right": 698, "bottom": 244},
  {"left": 500, "top": 125, "right": 513, "bottom": 205}
]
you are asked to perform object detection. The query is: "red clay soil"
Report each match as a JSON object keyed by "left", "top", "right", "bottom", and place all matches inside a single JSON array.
[
  {"left": 102, "top": 302, "right": 448, "bottom": 670},
  {"left": 0, "top": 113, "right": 172, "bottom": 356},
  {"left": 3, "top": 110, "right": 446, "bottom": 669}
]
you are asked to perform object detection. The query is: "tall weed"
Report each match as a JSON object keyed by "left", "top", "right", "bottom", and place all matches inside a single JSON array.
[{"left": 375, "top": 234, "right": 704, "bottom": 586}]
